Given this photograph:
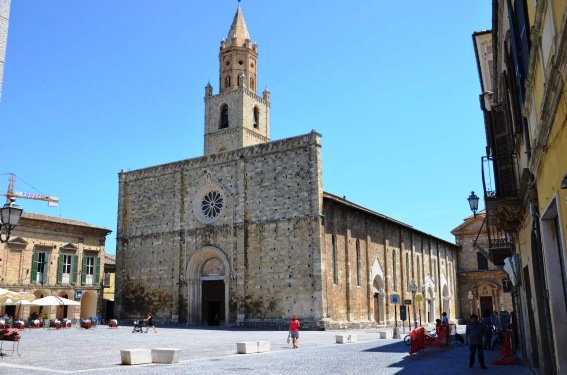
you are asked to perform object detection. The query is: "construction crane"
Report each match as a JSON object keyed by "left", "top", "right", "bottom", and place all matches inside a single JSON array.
[{"left": 0, "top": 173, "right": 59, "bottom": 207}]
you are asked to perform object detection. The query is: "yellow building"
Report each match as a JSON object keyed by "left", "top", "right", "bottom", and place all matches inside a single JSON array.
[
  {"left": 473, "top": 1, "right": 566, "bottom": 373},
  {"left": 0, "top": 212, "right": 111, "bottom": 321}
]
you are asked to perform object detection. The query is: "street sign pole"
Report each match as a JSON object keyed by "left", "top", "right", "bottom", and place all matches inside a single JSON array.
[{"left": 390, "top": 293, "right": 401, "bottom": 339}]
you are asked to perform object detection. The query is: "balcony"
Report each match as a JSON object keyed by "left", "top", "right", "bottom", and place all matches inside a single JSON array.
[
  {"left": 482, "top": 155, "right": 523, "bottom": 234},
  {"left": 473, "top": 216, "right": 515, "bottom": 266}
]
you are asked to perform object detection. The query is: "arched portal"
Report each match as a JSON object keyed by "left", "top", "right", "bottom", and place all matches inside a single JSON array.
[
  {"left": 440, "top": 273, "right": 450, "bottom": 318},
  {"left": 424, "top": 276, "right": 436, "bottom": 323},
  {"left": 370, "top": 257, "right": 385, "bottom": 324},
  {"left": 186, "top": 246, "right": 230, "bottom": 326}
]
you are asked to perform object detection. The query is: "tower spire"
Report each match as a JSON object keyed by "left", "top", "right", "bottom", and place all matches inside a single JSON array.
[{"left": 225, "top": 4, "right": 250, "bottom": 48}]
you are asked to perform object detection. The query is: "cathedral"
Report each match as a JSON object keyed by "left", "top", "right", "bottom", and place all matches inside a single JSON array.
[{"left": 115, "top": 6, "right": 459, "bottom": 329}]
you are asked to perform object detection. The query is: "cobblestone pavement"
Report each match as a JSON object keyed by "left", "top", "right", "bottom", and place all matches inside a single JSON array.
[{"left": 0, "top": 324, "right": 531, "bottom": 374}]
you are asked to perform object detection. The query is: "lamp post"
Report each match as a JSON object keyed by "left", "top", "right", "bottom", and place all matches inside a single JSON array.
[
  {"left": 409, "top": 279, "right": 418, "bottom": 329},
  {"left": 468, "top": 290, "right": 473, "bottom": 315},
  {"left": 467, "top": 191, "right": 479, "bottom": 217},
  {"left": 0, "top": 198, "right": 23, "bottom": 243}
]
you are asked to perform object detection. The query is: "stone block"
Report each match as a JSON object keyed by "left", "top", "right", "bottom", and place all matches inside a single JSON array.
[
  {"left": 335, "top": 334, "right": 357, "bottom": 344},
  {"left": 120, "top": 349, "right": 152, "bottom": 365},
  {"left": 151, "top": 348, "right": 181, "bottom": 364},
  {"left": 379, "top": 331, "right": 387, "bottom": 339},
  {"left": 237, "top": 341, "right": 257, "bottom": 354},
  {"left": 257, "top": 341, "right": 270, "bottom": 353}
]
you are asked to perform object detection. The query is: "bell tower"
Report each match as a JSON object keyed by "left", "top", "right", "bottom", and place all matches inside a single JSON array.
[{"left": 204, "top": 5, "right": 271, "bottom": 156}]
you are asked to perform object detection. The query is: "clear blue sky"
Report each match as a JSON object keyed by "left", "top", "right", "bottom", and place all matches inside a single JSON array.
[{"left": 1, "top": 1, "right": 490, "bottom": 254}]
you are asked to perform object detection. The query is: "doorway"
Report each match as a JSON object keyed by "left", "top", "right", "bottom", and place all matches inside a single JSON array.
[
  {"left": 202, "top": 280, "right": 224, "bottom": 326},
  {"left": 480, "top": 296, "right": 493, "bottom": 316}
]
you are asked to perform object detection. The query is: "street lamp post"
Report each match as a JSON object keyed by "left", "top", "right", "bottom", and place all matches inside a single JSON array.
[
  {"left": 0, "top": 198, "right": 23, "bottom": 243},
  {"left": 409, "top": 279, "right": 418, "bottom": 329},
  {"left": 467, "top": 191, "right": 479, "bottom": 217},
  {"left": 468, "top": 290, "right": 474, "bottom": 315}
]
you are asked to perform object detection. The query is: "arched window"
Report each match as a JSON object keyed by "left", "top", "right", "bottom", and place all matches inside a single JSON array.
[
  {"left": 220, "top": 104, "right": 229, "bottom": 129},
  {"left": 250, "top": 77, "right": 255, "bottom": 91},
  {"left": 332, "top": 236, "right": 337, "bottom": 284},
  {"left": 224, "top": 76, "right": 231, "bottom": 89},
  {"left": 417, "top": 255, "right": 421, "bottom": 288},
  {"left": 253, "top": 107, "right": 259, "bottom": 128},
  {"left": 392, "top": 251, "right": 397, "bottom": 291},
  {"left": 356, "top": 240, "right": 360, "bottom": 287},
  {"left": 406, "top": 253, "right": 410, "bottom": 289}
]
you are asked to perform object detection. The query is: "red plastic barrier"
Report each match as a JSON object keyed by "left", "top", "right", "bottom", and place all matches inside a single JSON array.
[{"left": 409, "top": 327, "right": 425, "bottom": 354}]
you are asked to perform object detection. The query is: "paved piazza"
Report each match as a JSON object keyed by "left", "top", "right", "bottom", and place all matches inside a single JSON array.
[{"left": 0, "top": 324, "right": 531, "bottom": 374}]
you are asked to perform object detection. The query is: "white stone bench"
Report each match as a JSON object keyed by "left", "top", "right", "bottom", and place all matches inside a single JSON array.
[
  {"left": 120, "top": 349, "right": 152, "bottom": 365},
  {"left": 335, "top": 334, "right": 357, "bottom": 344},
  {"left": 379, "top": 331, "right": 387, "bottom": 339},
  {"left": 237, "top": 341, "right": 257, "bottom": 354},
  {"left": 237, "top": 341, "right": 271, "bottom": 354},
  {"left": 257, "top": 340, "right": 270, "bottom": 353},
  {"left": 151, "top": 348, "right": 181, "bottom": 364}
]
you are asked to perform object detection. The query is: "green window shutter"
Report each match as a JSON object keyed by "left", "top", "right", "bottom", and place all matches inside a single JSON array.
[
  {"left": 81, "top": 257, "right": 87, "bottom": 285},
  {"left": 71, "top": 255, "right": 78, "bottom": 285},
  {"left": 94, "top": 257, "right": 101, "bottom": 285},
  {"left": 31, "top": 252, "right": 39, "bottom": 283},
  {"left": 57, "top": 254, "right": 63, "bottom": 284},
  {"left": 43, "top": 253, "right": 50, "bottom": 285}
]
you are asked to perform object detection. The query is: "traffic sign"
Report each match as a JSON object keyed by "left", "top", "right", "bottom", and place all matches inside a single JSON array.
[
  {"left": 390, "top": 293, "right": 400, "bottom": 304},
  {"left": 415, "top": 293, "right": 424, "bottom": 303}
]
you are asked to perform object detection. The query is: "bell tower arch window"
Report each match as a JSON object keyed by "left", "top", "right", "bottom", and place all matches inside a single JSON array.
[
  {"left": 224, "top": 76, "right": 231, "bottom": 89},
  {"left": 250, "top": 77, "right": 255, "bottom": 91},
  {"left": 253, "top": 107, "right": 259, "bottom": 128},
  {"left": 220, "top": 104, "right": 229, "bottom": 129}
]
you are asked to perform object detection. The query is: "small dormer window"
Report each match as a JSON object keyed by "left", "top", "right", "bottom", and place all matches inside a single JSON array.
[{"left": 220, "top": 104, "right": 229, "bottom": 129}]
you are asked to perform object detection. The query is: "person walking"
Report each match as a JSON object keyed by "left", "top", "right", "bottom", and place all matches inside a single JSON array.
[
  {"left": 288, "top": 315, "right": 300, "bottom": 349},
  {"left": 441, "top": 312, "right": 450, "bottom": 345},
  {"left": 145, "top": 312, "right": 157, "bottom": 334},
  {"left": 466, "top": 314, "right": 487, "bottom": 369}
]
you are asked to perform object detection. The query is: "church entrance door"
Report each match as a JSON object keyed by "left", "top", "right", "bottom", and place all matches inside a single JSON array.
[{"left": 202, "top": 280, "right": 224, "bottom": 326}]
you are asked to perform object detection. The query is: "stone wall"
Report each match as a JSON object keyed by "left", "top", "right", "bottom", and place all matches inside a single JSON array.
[{"left": 116, "top": 131, "right": 324, "bottom": 325}]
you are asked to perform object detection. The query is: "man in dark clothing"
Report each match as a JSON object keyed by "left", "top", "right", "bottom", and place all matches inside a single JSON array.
[{"left": 466, "top": 314, "right": 487, "bottom": 369}]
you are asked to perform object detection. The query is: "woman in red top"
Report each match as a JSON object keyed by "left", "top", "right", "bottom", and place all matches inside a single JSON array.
[{"left": 289, "top": 315, "right": 300, "bottom": 349}]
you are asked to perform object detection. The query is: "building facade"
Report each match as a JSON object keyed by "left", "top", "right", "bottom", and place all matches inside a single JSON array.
[
  {"left": 115, "top": 5, "right": 460, "bottom": 329},
  {"left": 472, "top": 1, "right": 567, "bottom": 373},
  {"left": 0, "top": 212, "right": 111, "bottom": 320},
  {"left": 451, "top": 212, "right": 513, "bottom": 322}
]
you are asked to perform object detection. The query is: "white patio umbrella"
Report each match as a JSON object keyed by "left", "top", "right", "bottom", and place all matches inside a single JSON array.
[
  {"left": 31, "top": 295, "right": 80, "bottom": 306},
  {"left": 0, "top": 290, "right": 36, "bottom": 320},
  {"left": 31, "top": 295, "right": 80, "bottom": 321}
]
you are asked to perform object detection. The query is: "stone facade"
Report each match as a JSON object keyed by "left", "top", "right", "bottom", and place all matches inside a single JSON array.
[
  {"left": 114, "top": 5, "right": 460, "bottom": 329},
  {"left": 0, "top": 212, "right": 111, "bottom": 320},
  {"left": 451, "top": 212, "right": 513, "bottom": 322}
]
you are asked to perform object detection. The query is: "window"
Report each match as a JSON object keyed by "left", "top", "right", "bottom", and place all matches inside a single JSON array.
[
  {"left": 31, "top": 251, "right": 49, "bottom": 284},
  {"left": 253, "top": 107, "right": 259, "bottom": 129},
  {"left": 224, "top": 75, "right": 231, "bottom": 88},
  {"left": 356, "top": 240, "right": 360, "bottom": 287},
  {"left": 332, "top": 236, "right": 337, "bottom": 284},
  {"left": 477, "top": 252, "right": 488, "bottom": 270},
  {"left": 57, "top": 254, "right": 78, "bottom": 285},
  {"left": 250, "top": 77, "right": 255, "bottom": 91},
  {"left": 406, "top": 253, "right": 410, "bottom": 289},
  {"left": 103, "top": 272, "right": 111, "bottom": 287},
  {"left": 82, "top": 256, "right": 100, "bottom": 286},
  {"left": 392, "top": 251, "right": 397, "bottom": 291},
  {"left": 220, "top": 104, "right": 229, "bottom": 129},
  {"left": 417, "top": 255, "right": 421, "bottom": 288}
]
